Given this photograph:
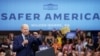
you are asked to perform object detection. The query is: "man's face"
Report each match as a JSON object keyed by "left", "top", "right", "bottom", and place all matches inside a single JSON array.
[
  {"left": 33, "top": 32, "right": 38, "bottom": 37},
  {"left": 21, "top": 26, "right": 29, "bottom": 35}
]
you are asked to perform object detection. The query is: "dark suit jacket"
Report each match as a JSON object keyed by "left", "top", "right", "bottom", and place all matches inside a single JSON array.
[{"left": 13, "top": 35, "right": 38, "bottom": 56}]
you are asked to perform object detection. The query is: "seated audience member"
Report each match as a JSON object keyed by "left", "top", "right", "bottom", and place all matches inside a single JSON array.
[
  {"left": 76, "top": 30, "right": 86, "bottom": 41},
  {"left": 86, "top": 38, "right": 95, "bottom": 56},
  {"left": 38, "top": 30, "right": 45, "bottom": 42},
  {"left": 86, "top": 38, "right": 94, "bottom": 47},
  {"left": 75, "top": 39, "right": 85, "bottom": 56},
  {"left": 33, "top": 32, "right": 42, "bottom": 45},
  {"left": 8, "top": 33, "right": 16, "bottom": 56},
  {"left": 45, "top": 31, "right": 55, "bottom": 46},
  {"left": 63, "top": 39, "right": 73, "bottom": 56},
  {"left": 32, "top": 32, "right": 42, "bottom": 53},
  {"left": 52, "top": 38, "right": 62, "bottom": 54},
  {"left": 52, "top": 28, "right": 57, "bottom": 38},
  {"left": 8, "top": 33, "right": 15, "bottom": 43},
  {"left": 0, "top": 38, "right": 11, "bottom": 56},
  {"left": 80, "top": 36, "right": 88, "bottom": 49},
  {"left": 56, "top": 30, "right": 63, "bottom": 47}
]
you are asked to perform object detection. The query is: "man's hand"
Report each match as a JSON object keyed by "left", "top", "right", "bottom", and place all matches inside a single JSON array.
[{"left": 22, "top": 40, "right": 28, "bottom": 46}]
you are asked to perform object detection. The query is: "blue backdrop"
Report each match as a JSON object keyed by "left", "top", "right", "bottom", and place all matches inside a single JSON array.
[{"left": 0, "top": 0, "right": 100, "bottom": 31}]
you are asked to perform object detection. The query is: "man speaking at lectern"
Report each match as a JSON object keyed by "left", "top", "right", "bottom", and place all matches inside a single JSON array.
[{"left": 13, "top": 24, "right": 39, "bottom": 56}]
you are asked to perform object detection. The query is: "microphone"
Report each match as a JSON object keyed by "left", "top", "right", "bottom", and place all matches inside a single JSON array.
[{"left": 25, "top": 35, "right": 29, "bottom": 40}]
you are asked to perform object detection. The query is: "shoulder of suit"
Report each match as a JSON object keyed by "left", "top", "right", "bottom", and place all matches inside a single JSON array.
[
  {"left": 16, "top": 35, "right": 22, "bottom": 37},
  {"left": 14, "top": 35, "right": 22, "bottom": 39}
]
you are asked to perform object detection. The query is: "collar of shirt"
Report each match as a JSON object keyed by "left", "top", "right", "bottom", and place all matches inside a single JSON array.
[{"left": 22, "top": 34, "right": 25, "bottom": 40}]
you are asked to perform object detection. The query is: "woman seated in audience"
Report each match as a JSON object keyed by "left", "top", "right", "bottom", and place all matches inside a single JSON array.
[
  {"left": 86, "top": 38, "right": 95, "bottom": 56},
  {"left": 45, "top": 31, "right": 55, "bottom": 46},
  {"left": 52, "top": 38, "right": 62, "bottom": 54},
  {"left": 75, "top": 39, "right": 85, "bottom": 56},
  {"left": 63, "top": 39, "right": 73, "bottom": 56},
  {"left": 56, "top": 30, "right": 63, "bottom": 49},
  {"left": 0, "top": 38, "right": 11, "bottom": 56}
]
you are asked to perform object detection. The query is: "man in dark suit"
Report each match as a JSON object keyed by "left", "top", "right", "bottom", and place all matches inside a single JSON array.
[{"left": 13, "top": 24, "right": 39, "bottom": 56}]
